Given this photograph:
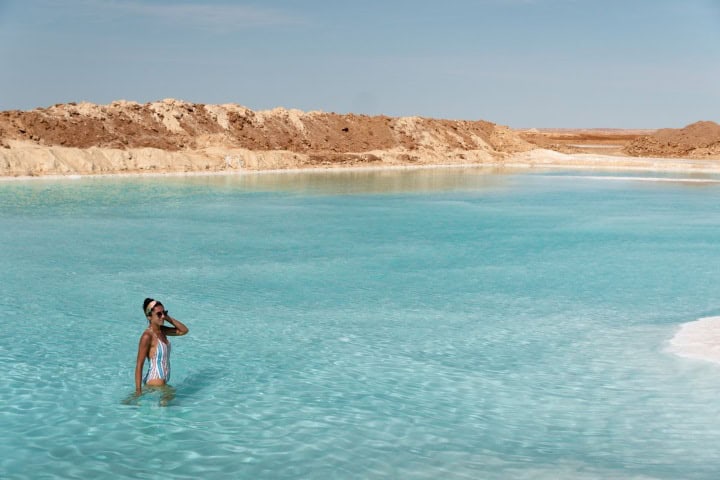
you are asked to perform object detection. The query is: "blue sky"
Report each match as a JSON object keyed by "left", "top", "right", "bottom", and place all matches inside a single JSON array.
[{"left": 1, "top": 0, "right": 718, "bottom": 128}]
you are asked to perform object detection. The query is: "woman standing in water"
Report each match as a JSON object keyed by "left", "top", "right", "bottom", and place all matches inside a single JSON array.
[{"left": 135, "top": 298, "right": 189, "bottom": 397}]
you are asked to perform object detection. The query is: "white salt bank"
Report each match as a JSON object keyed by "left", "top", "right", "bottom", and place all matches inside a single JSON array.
[{"left": 668, "top": 316, "right": 720, "bottom": 364}]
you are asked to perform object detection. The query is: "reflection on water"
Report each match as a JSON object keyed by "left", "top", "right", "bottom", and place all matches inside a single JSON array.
[
  {"left": 1, "top": 166, "right": 517, "bottom": 194},
  {"left": 149, "top": 166, "right": 517, "bottom": 195},
  {"left": 0, "top": 167, "right": 517, "bottom": 214},
  {"left": 6, "top": 166, "right": 720, "bottom": 211}
]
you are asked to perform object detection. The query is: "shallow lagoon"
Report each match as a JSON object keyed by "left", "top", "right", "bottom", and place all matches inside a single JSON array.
[{"left": 2, "top": 167, "right": 720, "bottom": 479}]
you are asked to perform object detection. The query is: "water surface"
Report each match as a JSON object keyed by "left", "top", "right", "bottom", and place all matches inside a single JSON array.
[{"left": 2, "top": 167, "right": 720, "bottom": 479}]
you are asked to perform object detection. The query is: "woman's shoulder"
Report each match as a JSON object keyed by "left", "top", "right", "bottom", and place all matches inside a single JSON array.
[{"left": 139, "top": 329, "right": 154, "bottom": 343}]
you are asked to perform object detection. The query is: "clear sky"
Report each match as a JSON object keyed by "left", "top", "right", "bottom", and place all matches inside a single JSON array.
[{"left": 1, "top": 0, "right": 719, "bottom": 128}]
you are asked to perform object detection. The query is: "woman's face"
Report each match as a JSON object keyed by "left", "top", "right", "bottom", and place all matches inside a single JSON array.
[{"left": 147, "top": 303, "right": 166, "bottom": 326}]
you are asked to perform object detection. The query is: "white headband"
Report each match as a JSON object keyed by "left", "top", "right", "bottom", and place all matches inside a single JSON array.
[{"left": 145, "top": 300, "right": 158, "bottom": 316}]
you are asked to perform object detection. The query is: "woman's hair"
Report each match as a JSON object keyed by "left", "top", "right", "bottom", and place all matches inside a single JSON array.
[{"left": 143, "top": 297, "right": 163, "bottom": 316}]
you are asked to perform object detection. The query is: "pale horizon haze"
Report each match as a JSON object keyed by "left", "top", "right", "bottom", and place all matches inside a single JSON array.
[{"left": 1, "top": 0, "right": 719, "bottom": 129}]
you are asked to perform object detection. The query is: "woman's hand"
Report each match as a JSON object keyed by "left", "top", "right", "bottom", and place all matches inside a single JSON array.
[{"left": 163, "top": 313, "right": 189, "bottom": 336}]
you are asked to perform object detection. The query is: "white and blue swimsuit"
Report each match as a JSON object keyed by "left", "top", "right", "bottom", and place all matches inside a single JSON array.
[{"left": 143, "top": 333, "right": 171, "bottom": 384}]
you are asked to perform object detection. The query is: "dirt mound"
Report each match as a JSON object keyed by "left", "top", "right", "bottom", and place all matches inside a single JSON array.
[
  {"left": 0, "top": 99, "right": 534, "bottom": 163},
  {"left": 623, "top": 121, "right": 720, "bottom": 158},
  {"left": 517, "top": 128, "right": 654, "bottom": 156}
]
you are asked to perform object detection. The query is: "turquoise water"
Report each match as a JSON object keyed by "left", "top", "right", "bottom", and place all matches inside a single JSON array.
[{"left": 2, "top": 168, "right": 720, "bottom": 479}]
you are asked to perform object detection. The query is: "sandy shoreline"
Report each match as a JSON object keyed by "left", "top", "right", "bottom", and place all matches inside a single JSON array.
[{"left": 2, "top": 149, "right": 720, "bottom": 182}]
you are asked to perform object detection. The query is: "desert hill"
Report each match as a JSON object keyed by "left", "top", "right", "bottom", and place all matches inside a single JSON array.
[
  {"left": 0, "top": 99, "right": 534, "bottom": 176},
  {"left": 0, "top": 100, "right": 718, "bottom": 176},
  {"left": 623, "top": 121, "right": 720, "bottom": 158}
]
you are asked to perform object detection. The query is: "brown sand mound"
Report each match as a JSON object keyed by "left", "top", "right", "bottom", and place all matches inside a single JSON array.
[
  {"left": 0, "top": 99, "right": 544, "bottom": 175},
  {"left": 623, "top": 121, "right": 720, "bottom": 158},
  {"left": 0, "top": 99, "right": 532, "bottom": 158}
]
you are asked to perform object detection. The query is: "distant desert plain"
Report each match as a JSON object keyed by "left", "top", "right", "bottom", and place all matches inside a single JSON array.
[{"left": 0, "top": 99, "right": 719, "bottom": 177}]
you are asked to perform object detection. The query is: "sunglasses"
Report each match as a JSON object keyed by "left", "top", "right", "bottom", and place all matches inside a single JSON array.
[{"left": 154, "top": 310, "right": 168, "bottom": 317}]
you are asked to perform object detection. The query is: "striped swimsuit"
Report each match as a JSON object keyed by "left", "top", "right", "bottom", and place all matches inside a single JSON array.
[{"left": 143, "top": 332, "right": 171, "bottom": 384}]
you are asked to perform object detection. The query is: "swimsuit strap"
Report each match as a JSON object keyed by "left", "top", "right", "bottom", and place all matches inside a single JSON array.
[{"left": 147, "top": 327, "right": 168, "bottom": 344}]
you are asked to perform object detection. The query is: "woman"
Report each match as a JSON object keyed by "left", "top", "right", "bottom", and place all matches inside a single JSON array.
[{"left": 135, "top": 298, "right": 189, "bottom": 396}]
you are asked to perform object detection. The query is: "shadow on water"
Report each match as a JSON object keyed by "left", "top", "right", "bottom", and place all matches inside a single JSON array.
[{"left": 172, "top": 368, "right": 225, "bottom": 401}]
